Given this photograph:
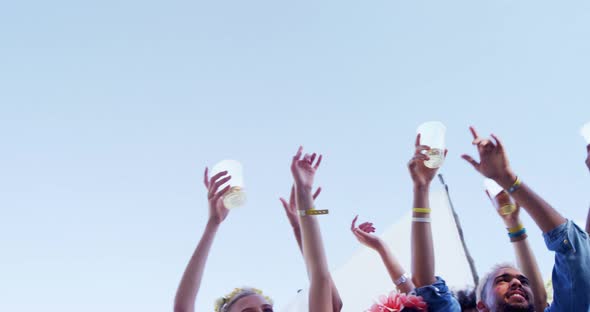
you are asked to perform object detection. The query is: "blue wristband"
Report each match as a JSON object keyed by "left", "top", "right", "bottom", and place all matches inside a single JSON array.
[{"left": 508, "top": 228, "right": 526, "bottom": 238}]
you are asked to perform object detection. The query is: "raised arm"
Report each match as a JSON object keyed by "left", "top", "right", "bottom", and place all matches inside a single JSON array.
[
  {"left": 487, "top": 190, "right": 547, "bottom": 312},
  {"left": 408, "top": 134, "right": 443, "bottom": 287},
  {"left": 174, "top": 168, "right": 231, "bottom": 312},
  {"left": 280, "top": 186, "right": 342, "bottom": 312},
  {"left": 461, "top": 126, "right": 566, "bottom": 233},
  {"left": 291, "top": 146, "right": 333, "bottom": 312},
  {"left": 351, "top": 216, "right": 415, "bottom": 294}
]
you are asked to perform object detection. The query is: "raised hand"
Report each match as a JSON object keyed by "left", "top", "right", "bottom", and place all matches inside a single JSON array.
[
  {"left": 461, "top": 126, "right": 516, "bottom": 186},
  {"left": 203, "top": 167, "right": 232, "bottom": 225},
  {"left": 351, "top": 215, "right": 384, "bottom": 251},
  {"left": 280, "top": 185, "right": 322, "bottom": 229},
  {"left": 408, "top": 134, "right": 446, "bottom": 187},
  {"left": 290, "top": 146, "right": 322, "bottom": 190}
]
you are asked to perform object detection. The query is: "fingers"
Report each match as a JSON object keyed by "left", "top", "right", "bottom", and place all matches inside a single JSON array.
[
  {"left": 314, "top": 154, "right": 322, "bottom": 169},
  {"left": 490, "top": 134, "right": 504, "bottom": 152},
  {"left": 280, "top": 197, "right": 289, "bottom": 210},
  {"left": 415, "top": 133, "right": 421, "bottom": 147},
  {"left": 309, "top": 153, "right": 316, "bottom": 164},
  {"left": 313, "top": 187, "right": 322, "bottom": 200},
  {"left": 444, "top": 149, "right": 448, "bottom": 157},
  {"left": 359, "top": 222, "right": 376, "bottom": 233},
  {"left": 415, "top": 145, "right": 431, "bottom": 155},
  {"left": 293, "top": 146, "right": 303, "bottom": 161},
  {"left": 209, "top": 175, "right": 231, "bottom": 199},
  {"left": 469, "top": 126, "right": 479, "bottom": 140},
  {"left": 212, "top": 185, "right": 231, "bottom": 202},
  {"left": 351, "top": 215, "right": 358, "bottom": 231},
  {"left": 587, "top": 144, "right": 590, "bottom": 153},
  {"left": 209, "top": 170, "right": 228, "bottom": 188},
  {"left": 461, "top": 154, "right": 480, "bottom": 169},
  {"left": 289, "top": 185, "right": 295, "bottom": 206},
  {"left": 204, "top": 167, "right": 209, "bottom": 188}
]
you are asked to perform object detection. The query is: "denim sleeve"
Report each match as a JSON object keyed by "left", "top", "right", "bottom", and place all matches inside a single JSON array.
[
  {"left": 543, "top": 220, "right": 590, "bottom": 312},
  {"left": 412, "top": 276, "right": 460, "bottom": 312}
]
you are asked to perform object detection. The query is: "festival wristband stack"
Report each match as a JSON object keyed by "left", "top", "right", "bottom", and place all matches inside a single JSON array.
[
  {"left": 298, "top": 207, "right": 329, "bottom": 217},
  {"left": 507, "top": 223, "right": 527, "bottom": 242},
  {"left": 506, "top": 176, "right": 522, "bottom": 194},
  {"left": 412, "top": 208, "right": 431, "bottom": 223}
]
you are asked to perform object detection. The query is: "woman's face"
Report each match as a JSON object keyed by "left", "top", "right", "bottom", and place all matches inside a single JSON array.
[{"left": 228, "top": 294, "right": 273, "bottom": 312}]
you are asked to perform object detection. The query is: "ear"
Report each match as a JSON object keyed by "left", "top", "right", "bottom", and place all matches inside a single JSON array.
[{"left": 476, "top": 301, "right": 489, "bottom": 312}]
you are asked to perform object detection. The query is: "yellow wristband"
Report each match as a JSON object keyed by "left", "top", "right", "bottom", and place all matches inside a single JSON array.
[
  {"left": 413, "top": 208, "right": 432, "bottom": 214},
  {"left": 507, "top": 223, "right": 524, "bottom": 233},
  {"left": 299, "top": 208, "right": 329, "bottom": 216}
]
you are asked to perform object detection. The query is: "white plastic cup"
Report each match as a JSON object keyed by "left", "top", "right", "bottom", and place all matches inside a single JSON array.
[
  {"left": 484, "top": 178, "right": 515, "bottom": 215},
  {"left": 581, "top": 122, "right": 590, "bottom": 144},
  {"left": 484, "top": 178, "right": 504, "bottom": 198},
  {"left": 416, "top": 121, "right": 446, "bottom": 168},
  {"left": 210, "top": 160, "right": 246, "bottom": 209}
]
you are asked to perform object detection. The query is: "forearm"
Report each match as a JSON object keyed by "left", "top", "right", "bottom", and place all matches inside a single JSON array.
[
  {"left": 379, "top": 245, "right": 414, "bottom": 294},
  {"left": 411, "top": 185, "right": 436, "bottom": 287},
  {"left": 512, "top": 238, "right": 547, "bottom": 312},
  {"left": 496, "top": 173, "right": 566, "bottom": 233},
  {"left": 586, "top": 204, "right": 590, "bottom": 233},
  {"left": 296, "top": 186, "right": 332, "bottom": 312},
  {"left": 174, "top": 221, "right": 219, "bottom": 312}
]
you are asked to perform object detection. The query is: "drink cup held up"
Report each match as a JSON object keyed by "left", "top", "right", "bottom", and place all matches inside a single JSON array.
[
  {"left": 416, "top": 121, "right": 446, "bottom": 169},
  {"left": 210, "top": 160, "right": 247, "bottom": 209}
]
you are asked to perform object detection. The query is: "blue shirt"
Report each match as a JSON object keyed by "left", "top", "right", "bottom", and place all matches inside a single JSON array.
[
  {"left": 544, "top": 220, "right": 590, "bottom": 312},
  {"left": 412, "top": 276, "right": 461, "bottom": 312}
]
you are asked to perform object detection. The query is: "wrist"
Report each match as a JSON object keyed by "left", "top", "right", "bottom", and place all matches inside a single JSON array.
[
  {"left": 495, "top": 171, "right": 517, "bottom": 189},
  {"left": 206, "top": 219, "right": 221, "bottom": 230},
  {"left": 413, "top": 183, "right": 430, "bottom": 192},
  {"left": 503, "top": 218, "right": 521, "bottom": 229}
]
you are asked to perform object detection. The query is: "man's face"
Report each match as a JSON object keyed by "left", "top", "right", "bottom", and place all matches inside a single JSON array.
[{"left": 482, "top": 267, "right": 534, "bottom": 312}]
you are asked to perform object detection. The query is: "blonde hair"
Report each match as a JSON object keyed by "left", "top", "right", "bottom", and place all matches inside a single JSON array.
[{"left": 214, "top": 287, "right": 273, "bottom": 312}]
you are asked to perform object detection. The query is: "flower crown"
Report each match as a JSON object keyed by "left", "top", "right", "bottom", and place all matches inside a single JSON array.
[
  {"left": 214, "top": 287, "right": 273, "bottom": 312},
  {"left": 366, "top": 291, "right": 428, "bottom": 312}
]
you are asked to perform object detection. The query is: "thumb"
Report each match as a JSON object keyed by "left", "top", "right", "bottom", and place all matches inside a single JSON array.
[{"left": 461, "top": 154, "right": 480, "bottom": 169}]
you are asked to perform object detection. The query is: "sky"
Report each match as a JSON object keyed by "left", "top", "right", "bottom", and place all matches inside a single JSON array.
[{"left": 1, "top": 1, "right": 590, "bottom": 311}]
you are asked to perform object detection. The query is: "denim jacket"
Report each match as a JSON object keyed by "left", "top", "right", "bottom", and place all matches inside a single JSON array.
[
  {"left": 412, "top": 276, "right": 461, "bottom": 312},
  {"left": 544, "top": 220, "right": 590, "bottom": 312}
]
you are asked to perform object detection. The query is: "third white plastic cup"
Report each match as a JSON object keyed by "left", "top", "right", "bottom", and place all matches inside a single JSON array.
[
  {"left": 210, "top": 160, "right": 246, "bottom": 209},
  {"left": 484, "top": 178, "right": 515, "bottom": 215},
  {"left": 416, "top": 121, "right": 446, "bottom": 169}
]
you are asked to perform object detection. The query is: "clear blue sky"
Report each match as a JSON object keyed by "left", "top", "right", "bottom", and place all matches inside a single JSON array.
[{"left": 1, "top": 1, "right": 589, "bottom": 311}]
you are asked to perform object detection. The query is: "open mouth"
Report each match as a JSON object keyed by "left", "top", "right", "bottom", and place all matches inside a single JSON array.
[{"left": 506, "top": 289, "right": 528, "bottom": 302}]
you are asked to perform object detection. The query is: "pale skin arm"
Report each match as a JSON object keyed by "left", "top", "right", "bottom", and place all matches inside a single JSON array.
[
  {"left": 462, "top": 126, "right": 566, "bottom": 234},
  {"left": 409, "top": 134, "right": 445, "bottom": 287},
  {"left": 351, "top": 216, "right": 415, "bottom": 294},
  {"left": 291, "top": 147, "right": 333, "bottom": 312},
  {"left": 487, "top": 190, "right": 547, "bottom": 312},
  {"left": 281, "top": 186, "right": 343, "bottom": 312},
  {"left": 174, "top": 168, "right": 231, "bottom": 312}
]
